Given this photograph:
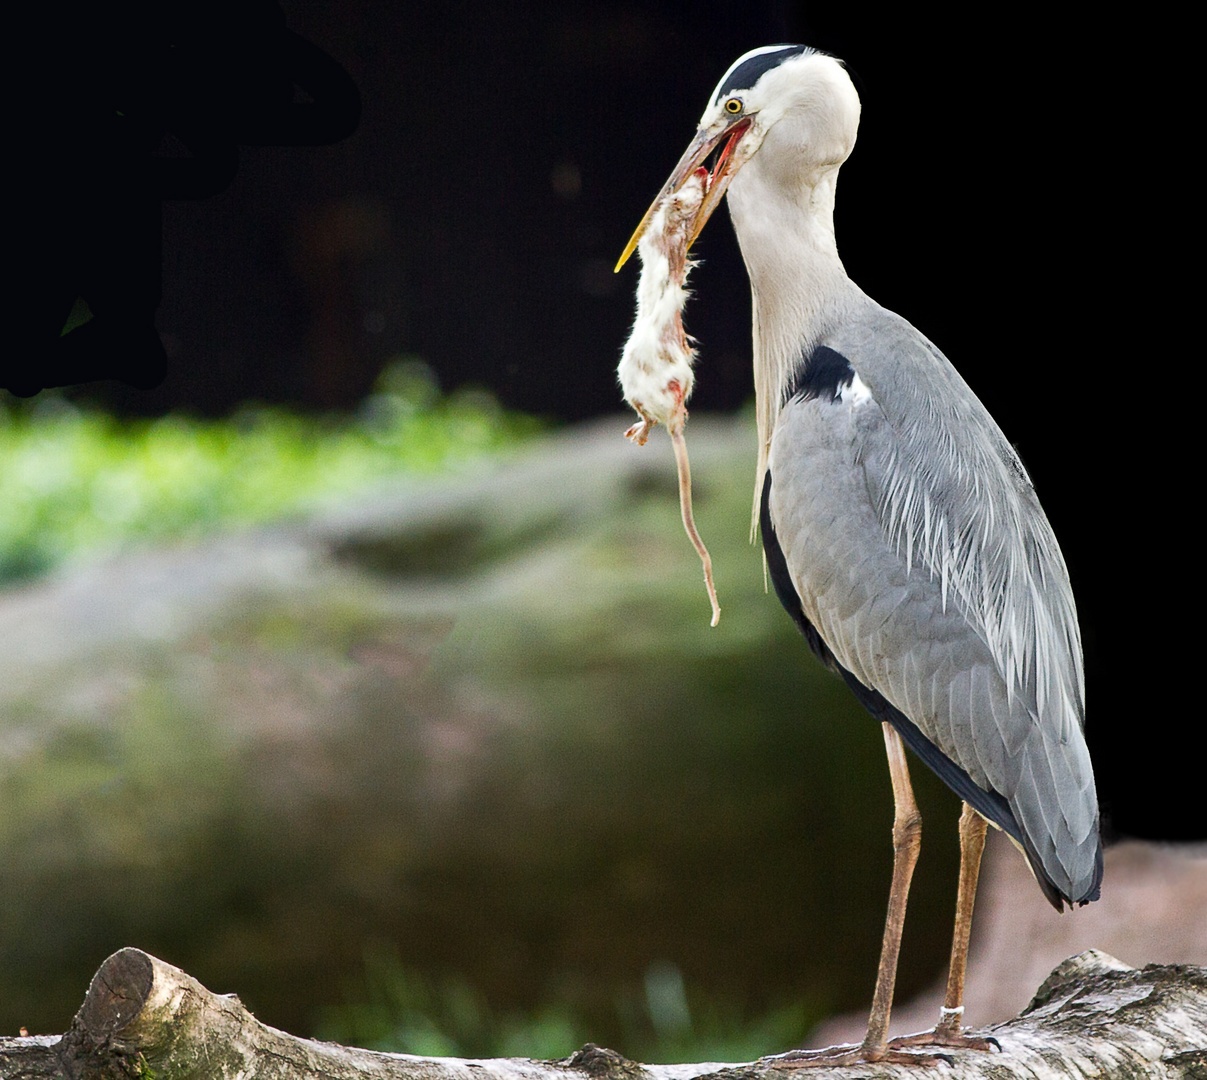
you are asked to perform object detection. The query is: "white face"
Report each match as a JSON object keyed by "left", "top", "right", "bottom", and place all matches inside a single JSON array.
[
  {"left": 696, "top": 49, "right": 861, "bottom": 190},
  {"left": 616, "top": 47, "right": 861, "bottom": 273}
]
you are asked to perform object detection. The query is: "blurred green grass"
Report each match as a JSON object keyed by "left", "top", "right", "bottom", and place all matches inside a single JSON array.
[
  {"left": 316, "top": 950, "right": 825, "bottom": 1063},
  {"left": 0, "top": 359, "right": 542, "bottom": 583}
]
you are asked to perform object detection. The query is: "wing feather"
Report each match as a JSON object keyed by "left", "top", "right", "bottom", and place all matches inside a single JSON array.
[{"left": 764, "top": 307, "right": 1101, "bottom": 905}]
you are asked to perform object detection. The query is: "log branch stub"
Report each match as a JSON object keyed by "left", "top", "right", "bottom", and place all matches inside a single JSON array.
[
  {"left": 76, "top": 948, "right": 156, "bottom": 1040},
  {"left": 564, "top": 1044, "right": 649, "bottom": 1080}
]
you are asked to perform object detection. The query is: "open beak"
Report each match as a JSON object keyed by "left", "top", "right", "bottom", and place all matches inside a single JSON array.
[{"left": 614, "top": 116, "right": 753, "bottom": 273}]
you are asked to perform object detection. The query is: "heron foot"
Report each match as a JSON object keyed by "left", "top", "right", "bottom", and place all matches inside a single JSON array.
[
  {"left": 887, "top": 1027, "right": 1000, "bottom": 1053},
  {"left": 759, "top": 1043, "right": 954, "bottom": 1068}
]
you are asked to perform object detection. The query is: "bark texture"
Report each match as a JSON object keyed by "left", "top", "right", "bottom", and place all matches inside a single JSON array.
[{"left": 1, "top": 948, "right": 1203, "bottom": 1079}]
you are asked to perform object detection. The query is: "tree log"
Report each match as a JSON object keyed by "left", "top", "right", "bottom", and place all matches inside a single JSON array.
[{"left": 1, "top": 948, "right": 1203, "bottom": 1079}]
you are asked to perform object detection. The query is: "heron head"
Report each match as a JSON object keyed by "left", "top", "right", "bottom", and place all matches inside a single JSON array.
[{"left": 616, "top": 46, "right": 861, "bottom": 272}]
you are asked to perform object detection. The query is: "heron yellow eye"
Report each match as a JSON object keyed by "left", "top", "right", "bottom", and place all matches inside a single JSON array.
[{"left": 725, "top": 97, "right": 743, "bottom": 114}]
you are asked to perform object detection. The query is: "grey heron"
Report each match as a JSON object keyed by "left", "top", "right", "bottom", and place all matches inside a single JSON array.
[{"left": 616, "top": 45, "right": 1102, "bottom": 1066}]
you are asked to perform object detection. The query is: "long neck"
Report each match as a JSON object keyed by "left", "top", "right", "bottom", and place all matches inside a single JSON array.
[{"left": 726, "top": 162, "right": 862, "bottom": 523}]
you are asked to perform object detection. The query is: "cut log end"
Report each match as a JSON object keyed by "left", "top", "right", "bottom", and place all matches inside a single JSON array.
[{"left": 77, "top": 947, "right": 156, "bottom": 1038}]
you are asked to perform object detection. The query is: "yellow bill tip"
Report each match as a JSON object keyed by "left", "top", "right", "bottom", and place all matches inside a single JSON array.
[{"left": 614, "top": 228, "right": 643, "bottom": 273}]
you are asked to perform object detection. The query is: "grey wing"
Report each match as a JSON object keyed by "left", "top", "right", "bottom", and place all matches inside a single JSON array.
[{"left": 764, "top": 317, "right": 1101, "bottom": 906}]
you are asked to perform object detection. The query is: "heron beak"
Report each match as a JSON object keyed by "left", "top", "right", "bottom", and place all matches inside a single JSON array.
[{"left": 615, "top": 116, "right": 753, "bottom": 272}]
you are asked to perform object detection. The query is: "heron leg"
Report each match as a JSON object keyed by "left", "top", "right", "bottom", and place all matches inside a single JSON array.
[
  {"left": 889, "top": 801, "right": 998, "bottom": 1053},
  {"left": 763, "top": 724, "right": 945, "bottom": 1067},
  {"left": 940, "top": 802, "right": 988, "bottom": 1031},
  {"left": 858, "top": 722, "right": 923, "bottom": 1057}
]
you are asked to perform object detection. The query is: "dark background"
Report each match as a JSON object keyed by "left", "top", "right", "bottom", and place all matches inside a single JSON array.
[{"left": 7, "top": 1, "right": 1195, "bottom": 844}]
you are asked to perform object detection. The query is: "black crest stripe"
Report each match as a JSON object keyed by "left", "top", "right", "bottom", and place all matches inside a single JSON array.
[{"left": 713, "top": 44, "right": 810, "bottom": 103}]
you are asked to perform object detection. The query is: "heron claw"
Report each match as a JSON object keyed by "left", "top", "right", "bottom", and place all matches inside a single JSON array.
[
  {"left": 886, "top": 1027, "right": 1001, "bottom": 1054},
  {"left": 758, "top": 1044, "right": 953, "bottom": 1069}
]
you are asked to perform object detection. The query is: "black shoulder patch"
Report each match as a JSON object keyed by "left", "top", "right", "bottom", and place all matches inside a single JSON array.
[
  {"left": 784, "top": 344, "right": 855, "bottom": 405},
  {"left": 713, "top": 44, "right": 811, "bottom": 103}
]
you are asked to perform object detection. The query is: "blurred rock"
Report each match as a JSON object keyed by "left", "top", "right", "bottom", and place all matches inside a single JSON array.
[
  {"left": 6, "top": 416, "right": 945, "bottom": 1039},
  {"left": 811, "top": 831, "right": 1207, "bottom": 1045}
]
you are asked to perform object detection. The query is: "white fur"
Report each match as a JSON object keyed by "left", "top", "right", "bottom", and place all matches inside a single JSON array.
[{"left": 617, "top": 173, "right": 706, "bottom": 440}]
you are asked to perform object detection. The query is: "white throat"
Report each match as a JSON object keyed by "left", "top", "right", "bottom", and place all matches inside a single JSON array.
[{"left": 726, "top": 158, "right": 862, "bottom": 525}]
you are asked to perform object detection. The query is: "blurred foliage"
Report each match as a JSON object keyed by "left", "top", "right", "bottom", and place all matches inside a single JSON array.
[
  {"left": 316, "top": 950, "right": 824, "bottom": 1063},
  {"left": 0, "top": 358, "right": 542, "bottom": 582},
  {"left": 1, "top": 413, "right": 962, "bottom": 1042}
]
